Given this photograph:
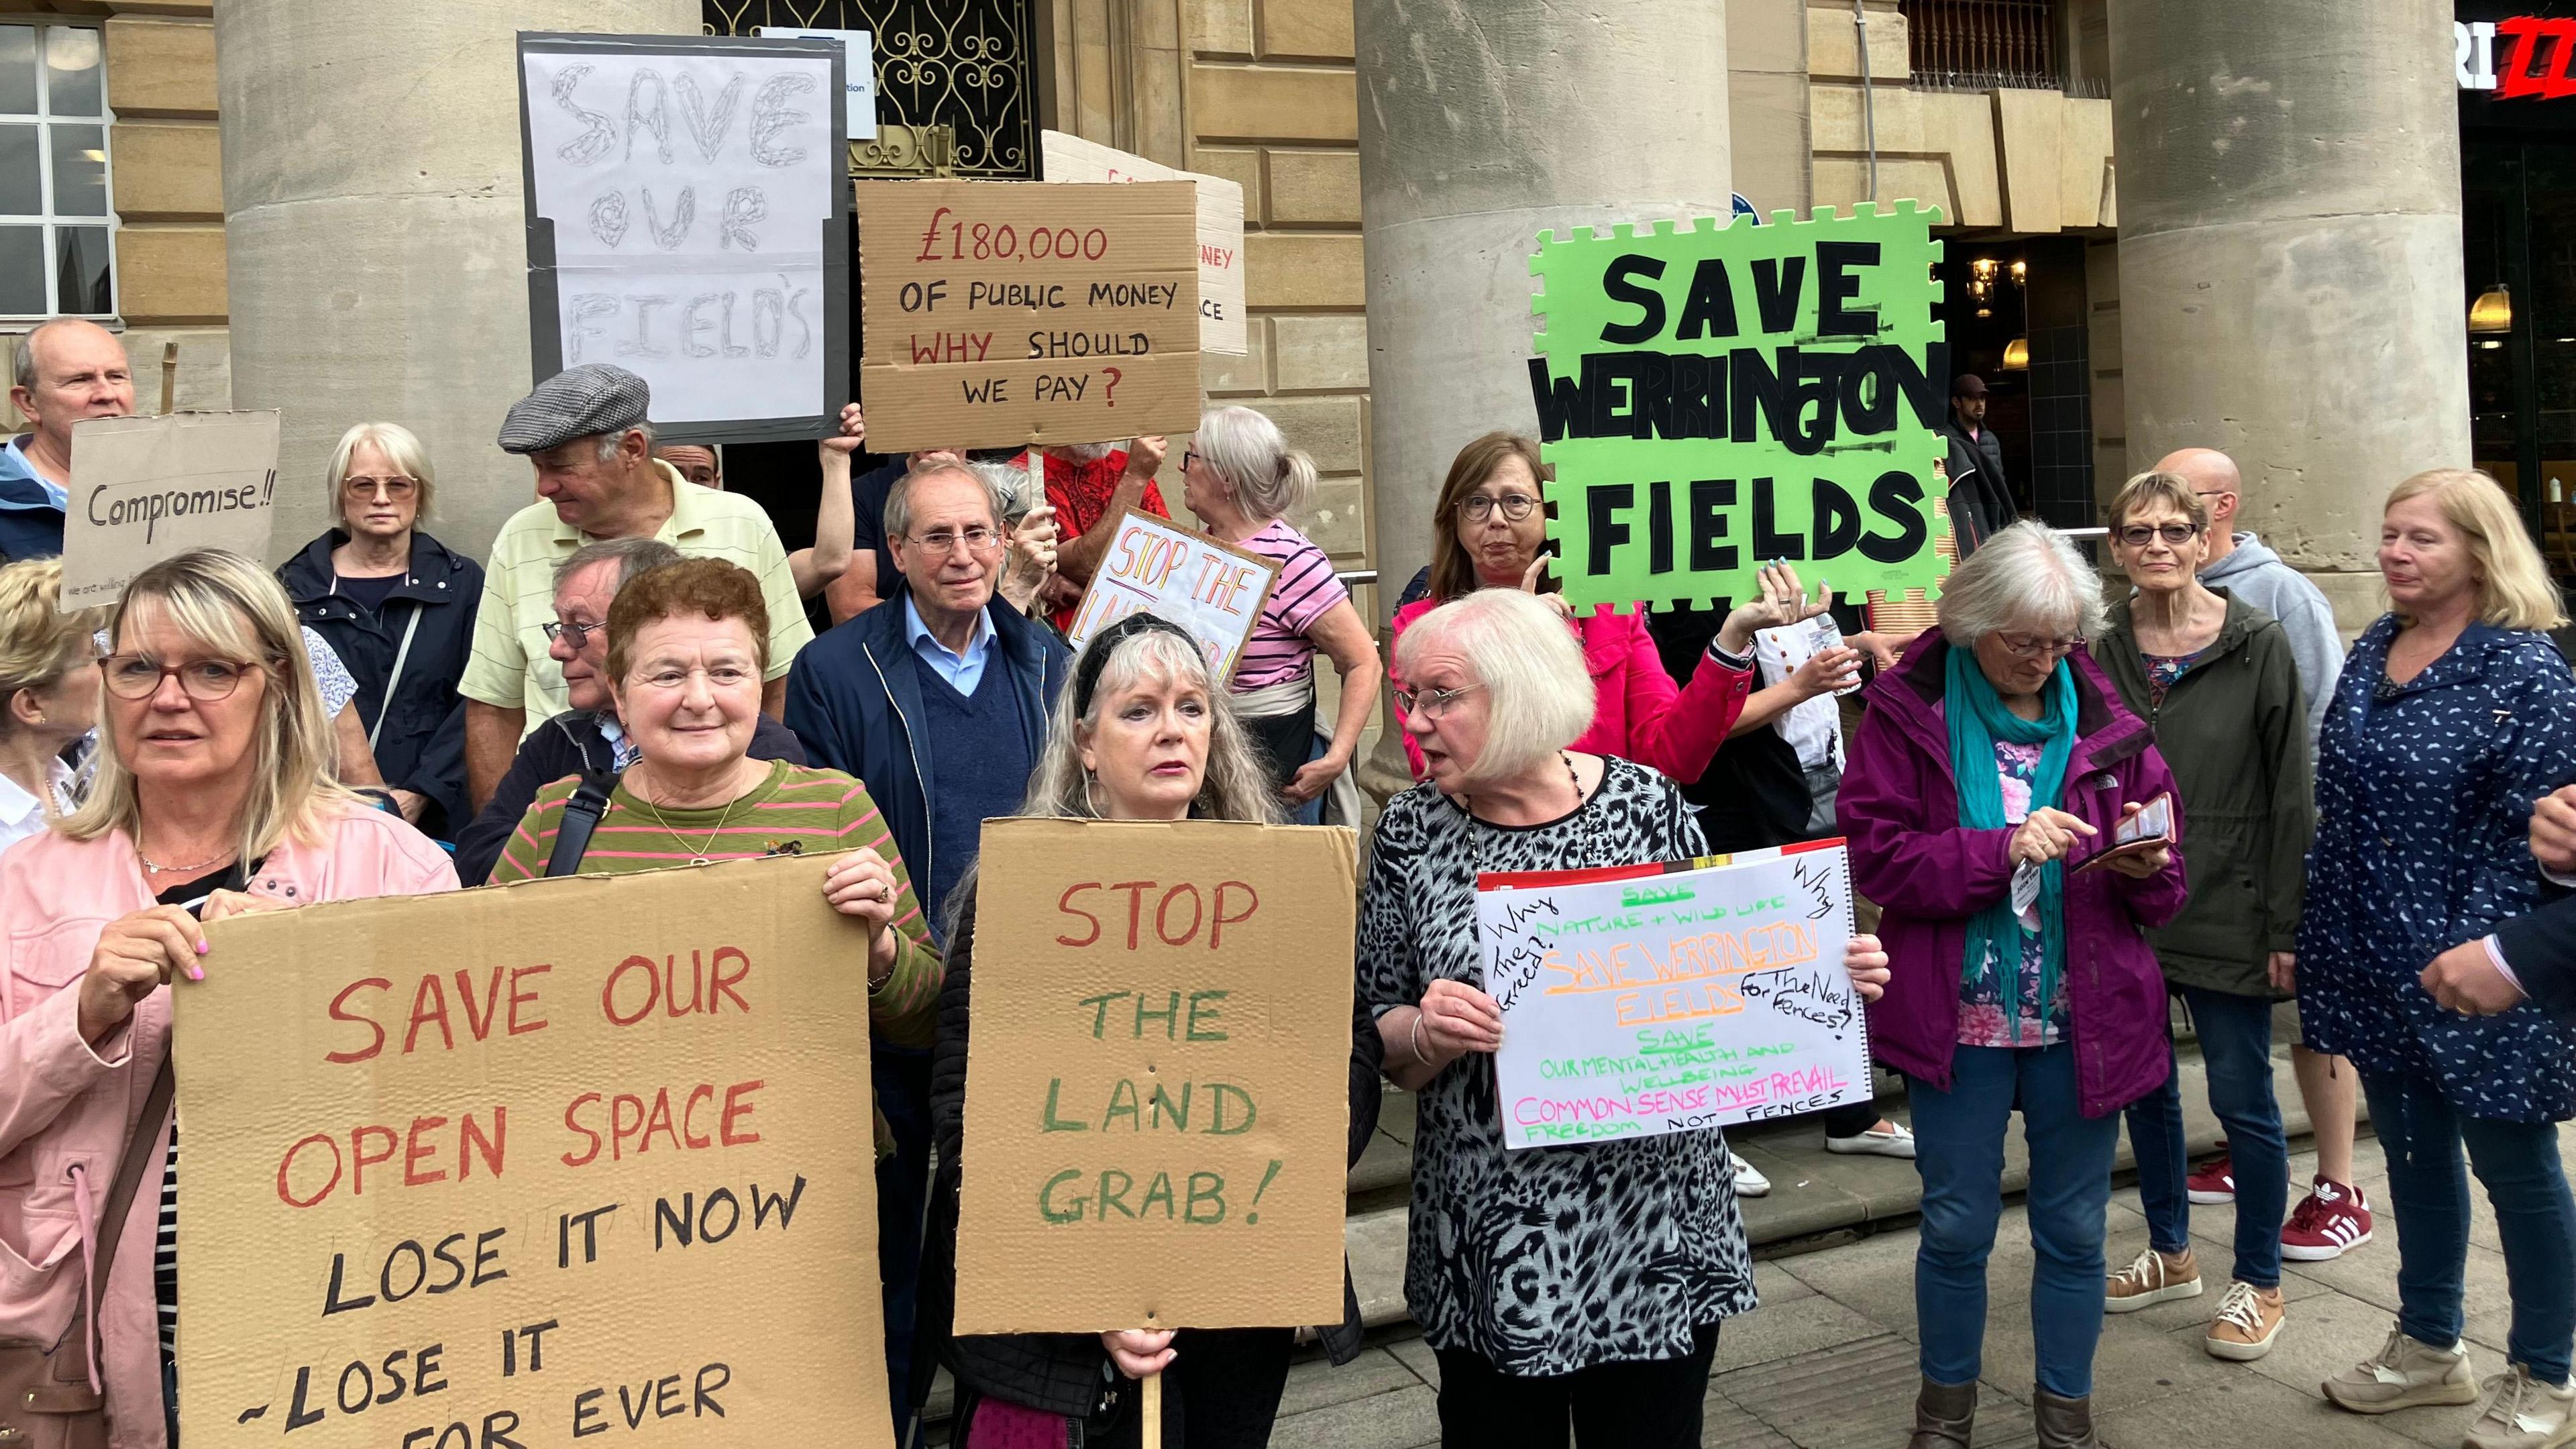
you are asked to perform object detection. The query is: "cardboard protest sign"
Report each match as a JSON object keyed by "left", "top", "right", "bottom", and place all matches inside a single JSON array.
[
  {"left": 955, "top": 819, "right": 1356, "bottom": 1334},
  {"left": 1477, "top": 841, "right": 1867, "bottom": 1150},
  {"left": 518, "top": 33, "right": 850, "bottom": 443},
  {"left": 1062, "top": 508, "right": 1281, "bottom": 682},
  {"left": 755, "top": 26, "right": 875, "bottom": 139},
  {"left": 60, "top": 410, "right": 279, "bottom": 609},
  {"left": 1041, "top": 129, "right": 1248, "bottom": 356},
  {"left": 176, "top": 856, "right": 891, "bottom": 1449},
  {"left": 1529, "top": 202, "right": 1952, "bottom": 612},
  {"left": 857, "top": 178, "right": 1201, "bottom": 452}
]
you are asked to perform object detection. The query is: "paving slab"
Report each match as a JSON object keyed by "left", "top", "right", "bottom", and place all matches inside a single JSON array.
[
  {"left": 1263, "top": 1382, "right": 1440, "bottom": 1449},
  {"left": 1274, "top": 1345, "right": 1424, "bottom": 1419}
]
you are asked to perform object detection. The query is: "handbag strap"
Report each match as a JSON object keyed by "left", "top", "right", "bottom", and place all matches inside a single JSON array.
[
  {"left": 366, "top": 601, "right": 425, "bottom": 754},
  {"left": 91, "top": 1056, "right": 176, "bottom": 1295},
  {"left": 543, "top": 771, "right": 621, "bottom": 877}
]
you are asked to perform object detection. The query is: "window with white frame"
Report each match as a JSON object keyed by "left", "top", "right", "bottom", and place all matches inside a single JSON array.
[{"left": 0, "top": 21, "right": 113, "bottom": 321}]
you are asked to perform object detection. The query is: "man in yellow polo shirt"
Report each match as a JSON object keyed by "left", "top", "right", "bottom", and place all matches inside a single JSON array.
[{"left": 460, "top": 363, "right": 813, "bottom": 810}]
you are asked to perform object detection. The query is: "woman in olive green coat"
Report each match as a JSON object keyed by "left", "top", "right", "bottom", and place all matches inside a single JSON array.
[{"left": 2093, "top": 469, "right": 2314, "bottom": 1363}]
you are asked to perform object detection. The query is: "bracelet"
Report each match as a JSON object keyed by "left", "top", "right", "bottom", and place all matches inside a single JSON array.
[
  {"left": 1409, "top": 1011, "right": 1432, "bottom": 1065},
  {"left": 1706, "top": 641, "right": 1755, "bottom": 672}
]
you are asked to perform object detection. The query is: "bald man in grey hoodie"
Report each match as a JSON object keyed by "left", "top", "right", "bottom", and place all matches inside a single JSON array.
[{"left": 2152, "top": 445, "right": 2373, "bottom": 1265}]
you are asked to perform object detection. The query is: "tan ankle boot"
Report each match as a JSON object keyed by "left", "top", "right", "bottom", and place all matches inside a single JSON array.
[
  {"left": 2033, "top": 1388, "right": 2096, "bottom": 1448},
  {"left": 1907, "top": 1377, "right": 1976, "bottom": 1448}
]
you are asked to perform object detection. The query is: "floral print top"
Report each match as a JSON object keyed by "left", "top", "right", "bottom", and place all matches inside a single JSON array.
[
  {"left": 1957, "top": 739, "right": 2069, "bottom": 1047},
  {"left": 2143, "top": 648, "right": 2206, "bottom": 710}
]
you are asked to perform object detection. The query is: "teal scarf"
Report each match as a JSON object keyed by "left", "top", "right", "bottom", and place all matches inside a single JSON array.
[{"left": 1945, "top": 644, "right": 2078, "bottom": 1043}]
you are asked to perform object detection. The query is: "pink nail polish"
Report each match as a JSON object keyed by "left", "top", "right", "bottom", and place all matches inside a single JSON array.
[
  {"left": 195, "top": 941, "right": 208, "bottom": 955},
  {"left": 187, "top": 966, "right": 203, "bottom": 981}
]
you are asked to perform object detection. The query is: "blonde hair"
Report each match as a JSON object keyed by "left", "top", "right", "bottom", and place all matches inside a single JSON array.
[
  {"left": 327, "top": 421, "right": 434, "bottom": 526},
  {"left": 2383, "top": 469, "right": 2567, "bottom": 630},
  {"left": 0, "top": 559, "right": 107, "bottom": 737},
  {"left": 62, "top": 549, "right": 360, "bottom": 861},
  {"left": 2104, "top": 470, "right": 2209, "bottom": 537},
  {"left": 1394, "top": 588, "right": 1596, "bottom": 786}
]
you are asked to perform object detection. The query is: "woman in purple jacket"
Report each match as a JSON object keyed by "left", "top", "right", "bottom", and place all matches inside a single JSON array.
[{"left": 1840, "top": 522, "right": 2188, "bottom": 1449}]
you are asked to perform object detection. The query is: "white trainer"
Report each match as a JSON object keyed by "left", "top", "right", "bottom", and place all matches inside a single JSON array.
[
  {"left": 2464, "top": 1363, "right": 2576, "bottom": 1449},
  {"left": 1823, "top": 1120, "right": 1918, "bottom": 1159},
  {"left": 2322, "top": 1324, "right": 2479, "bottom": 1415},
  {"left": 1732, "top": 1155, "right": 1772, "bottom": 1198}
]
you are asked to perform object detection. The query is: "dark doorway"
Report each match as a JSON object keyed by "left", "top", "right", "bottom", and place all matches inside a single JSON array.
[{"left": 1931, "top": 234, "right": 2094, "bottom": 529}]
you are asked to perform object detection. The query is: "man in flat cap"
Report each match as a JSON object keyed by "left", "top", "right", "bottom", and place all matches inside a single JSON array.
[{"left": 459, "top": 363, "right": 814, "bottom": 811}]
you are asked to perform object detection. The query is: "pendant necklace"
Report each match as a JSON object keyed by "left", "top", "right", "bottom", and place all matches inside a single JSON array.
[{"left": 630, "top": 769, "right": 747, "bottom": 865}]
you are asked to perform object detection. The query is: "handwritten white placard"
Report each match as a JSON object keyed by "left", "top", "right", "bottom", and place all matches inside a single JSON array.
[
  {"left": 519, "top": 34, "right": 847, "bottom": 440},
  {"left": 1062, "top": 509, "right": 1279, "bottom": 682},
  {"left": 1477, "top": 843, "right": 1868, "bottom": 1150},
  {"left": 1040, "top": 130, "right": 1248, "bottom": 356}
]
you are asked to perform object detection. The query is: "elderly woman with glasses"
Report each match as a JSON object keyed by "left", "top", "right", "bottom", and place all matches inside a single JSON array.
[
  {"left": 2089, "top": 471, "right": 2314, "bottom": 1363},
  {"left": 0, "top": 548, "right": 459, "bottom": 1446},
  {"left": 1363, "top": 586, "right": 1890, "bottom": 1448},
  {"left": 1387, "top": 432, "right": 1822, "bottom": 785},
  {"left": 1178, "top": 406, "right": 1380, "bottom": 806},
  {"left": 1838, "top": 521, "right": 2186, "bottom": 1449},
  {"left": 278, "top": 422, "right": 484, "bottom": 837}
]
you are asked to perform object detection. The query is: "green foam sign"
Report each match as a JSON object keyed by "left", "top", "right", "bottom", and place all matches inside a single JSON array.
[{"left": 1529, "top": 201, "right": 1951, "bottom": 612}]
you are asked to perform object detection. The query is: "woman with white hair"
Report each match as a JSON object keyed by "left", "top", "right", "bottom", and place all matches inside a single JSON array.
[
  {"left": 278, "top": 421, "right": 484, "bottom": 837},
  {"left": 1360, "top": 586, "right": 1890, "bottom": 1447},
  {"left": 0, "top": 549, "right": 457, "bottom": 1446},
  {"left": 1180, "top": 405, "right": 1380, "bottom": 804},
  {"left": 2299, "top": 470, "right": 2576, "bottom": 1446},
  {"left": 1839, "top": 521, "right": 2186, "bottom": 1449},
  {"left": 920, "top": 613, "right": 1384, "bottom": 1446}
]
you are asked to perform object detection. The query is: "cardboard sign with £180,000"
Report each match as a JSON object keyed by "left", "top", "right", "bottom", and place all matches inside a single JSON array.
[
  {"left": 857, "top": 178, "right": 1201, "bottom": 451},
  {"left": 955, "top": 819, "right": 1356, "bottom": 1335},
  {"left": 174, "top": 856, "right": 891, "bottom": 1449}
]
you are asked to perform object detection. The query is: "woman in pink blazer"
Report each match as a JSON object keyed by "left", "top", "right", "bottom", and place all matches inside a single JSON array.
[
  {"left": 0, "top": 549, "right": 455, "bottom": 1449},
  {"left": 1388, "top": 433, "right": 1821, "bottom": 782}
]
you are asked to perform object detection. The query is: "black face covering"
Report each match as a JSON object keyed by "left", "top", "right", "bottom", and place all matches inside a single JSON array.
[{"left": 1071, "top": 612, "right": 1201, "bottom": 718}]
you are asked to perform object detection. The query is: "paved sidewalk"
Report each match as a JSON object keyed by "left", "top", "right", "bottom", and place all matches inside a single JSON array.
[{"left": 1265, "top": 1133, "right": 2563, "bottom": 1448}]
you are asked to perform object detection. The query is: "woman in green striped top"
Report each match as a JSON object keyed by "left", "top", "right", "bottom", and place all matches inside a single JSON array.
[{"left": 489, "top": 558, "right": 941, "bottom": 1139}]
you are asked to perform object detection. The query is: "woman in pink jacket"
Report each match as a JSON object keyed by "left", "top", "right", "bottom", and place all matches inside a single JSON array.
[
  {"left": 1388, "top": 433, "right": 1820, "bottom": 782},
  {"left": 0, "top": 549, "right": 457, "bottom": 1448}
]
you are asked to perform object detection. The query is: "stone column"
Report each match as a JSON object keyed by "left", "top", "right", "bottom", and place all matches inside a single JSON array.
[
  {"left": 1353, "top": 0, "right": 1736, "bottom": 614},
  {"left": 216, "top": 0, "right": 696, "bottom": 561},
  {"left": 2110, "top": 0, "right": 2468, "bottom": 621}
]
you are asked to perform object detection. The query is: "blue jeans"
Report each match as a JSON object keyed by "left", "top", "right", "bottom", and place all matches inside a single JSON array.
[
  {"left": 2123, "top": 986, "right": 2286, "bottom": 1287},
  {"left": 1909, "top": 1044, "right": 2122, "bottom": 1397},
  {"left": 2361, "top": 1072, "right": 2576, "bottom": 1385}
]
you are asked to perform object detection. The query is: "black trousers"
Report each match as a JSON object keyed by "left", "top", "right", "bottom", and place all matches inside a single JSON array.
[
  {"left": 1236, "top": 698, "right": 1317, "bottom": 794},
  {"left": 1433, "top": 1325, "right": 1720, "bottom": 1449}
]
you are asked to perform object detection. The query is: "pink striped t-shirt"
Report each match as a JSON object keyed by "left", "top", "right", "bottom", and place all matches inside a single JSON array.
[{"left": 1231, "top": 519, "right": 1348, "bottom": 690}]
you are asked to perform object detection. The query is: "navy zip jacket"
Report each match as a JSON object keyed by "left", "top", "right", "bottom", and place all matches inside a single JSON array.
[
  {"left": 784, "top": 579, "right": 1071, "bottom": 930},
  {"left": 278, "top": 529, "right": 483, "bottom": 840},
  {"left": 0, "top": 435, "right": 65, "bottom": 564}
]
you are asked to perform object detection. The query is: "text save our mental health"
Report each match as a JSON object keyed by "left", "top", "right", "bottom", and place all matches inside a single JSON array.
[
  {"left": 857, "top": 178, "right": 1203, "bottom": 453},
  {"left": 174, "top": 856, "right": 896, "bottom": 1449},
  {"left": 953, "top": 818, "right": 1356, "bottom": 1336},
  {"left": 1479, "top": 843, "right": 1869, "bottom": 1150}
]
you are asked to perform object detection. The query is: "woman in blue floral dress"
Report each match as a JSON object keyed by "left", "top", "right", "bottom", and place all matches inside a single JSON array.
[{"left": 2298, "top": 469, "right": 2576, "bottom": 1448}]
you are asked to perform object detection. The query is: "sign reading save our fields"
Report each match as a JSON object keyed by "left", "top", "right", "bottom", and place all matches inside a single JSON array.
[
  {"left": 1529, "top": 202, "right": 1952, "bottom": 612},
  {"left": 176, "top": 858, "right": 892, "bottom": 1449}
]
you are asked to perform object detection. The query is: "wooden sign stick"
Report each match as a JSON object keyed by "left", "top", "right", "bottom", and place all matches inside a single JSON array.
[{"left": 1141, "top": 1371, "right": 1163, "bottom": 1449}]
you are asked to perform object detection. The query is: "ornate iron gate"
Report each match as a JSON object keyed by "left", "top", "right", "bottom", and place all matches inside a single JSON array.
[{"left": 702, "top": 0, "right": 1037, "bottom": 178}]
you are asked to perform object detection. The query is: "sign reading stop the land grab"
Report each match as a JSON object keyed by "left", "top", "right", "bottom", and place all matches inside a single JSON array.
[{"left": 517, "top": 32, "right": 851, "bottom": 444}]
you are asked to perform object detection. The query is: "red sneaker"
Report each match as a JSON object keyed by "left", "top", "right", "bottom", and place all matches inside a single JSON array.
[
  {"left": 2280, "top": 1177, "right": 2373, "bottom": 1261},
  {"left": 2186, "top": 1152, "right": 2237, "bottom": 1205}
]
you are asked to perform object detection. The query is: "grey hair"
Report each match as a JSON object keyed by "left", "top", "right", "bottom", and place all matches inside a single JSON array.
[
  {"left": 553, "top": 535, "right": 682, "bottom": 593},
  {"left": 884, "top": 459, "right": 1004, "bottom": 541},
  {"left": 1192, "top": 405, "right": 1317, "bottom": 521},
  {"left": 12, "top": 319, "right": 91, "bottom": 392},
  {"left": 973, "top": 460, "right": 1036, "bottom": 525},
  {"left": 591, "top": 419, "right": 658, "bottom": 462},
  {"left": 1936, "top": 520, "right": 2110, "bottom": 645},
  {"left": 1393, "top": 588, "right": 1595, "bottom": 786},
  {"left": 943, "top": 625, "right": 1283, "bottom": 941},
  {"left": 325, "top": 421, "right": 435, "bottom": 525}
]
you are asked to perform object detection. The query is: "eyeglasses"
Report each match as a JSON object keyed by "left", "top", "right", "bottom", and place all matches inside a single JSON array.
[
  {"left": 2114, "top": 522, "right": 2201, "bottom": 547},
  {"left": 1994, "top": 632, "right": 2084, "bottom": 659},
  {"left": 902, "top": 527, "right": 1002, "bottom": 555},
  {"left": 341, "top": 475, "right": 419, "bottom": 501},
  {"left": 101, "top": 654, "right": 263, "bottom": 702},
  {"left": 1181, "top": 449, "right": 1199, "bottom": 472},
  {"left": 1457, "top": 493, "right": 1540, "bottom": 524},
  {"left": 542, "top": 618, "right": 600, "bottom": 650},
  {"left": 1393, "top": 682, "right": 1485, "bottom": 718}
]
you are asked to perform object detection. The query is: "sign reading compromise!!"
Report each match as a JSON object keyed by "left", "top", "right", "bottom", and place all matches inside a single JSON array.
[
  {"left": 517, "top": 32, "right": 850, "bottom": 445},
  {"left": 1529, "top": 201, "right": 1951, "bottom": 612},
  {"left": 175, "top": 857, "right": 892, "bottom": 1449},
  {"left": 60, "top": 410, "right": 280, "bottom": 610}
]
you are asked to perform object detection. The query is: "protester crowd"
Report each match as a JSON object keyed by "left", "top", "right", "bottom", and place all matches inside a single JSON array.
[{"left": 3, "top": 315, "right": 2575, "bottom": 1449}]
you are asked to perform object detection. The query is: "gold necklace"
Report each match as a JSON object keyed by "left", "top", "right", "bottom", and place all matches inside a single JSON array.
[
  {"left": 138, "top": 841, "right": 234, "bottom": 876},
  {"left": 627, "top": 765, "right": 751, "bottom": 865}
]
